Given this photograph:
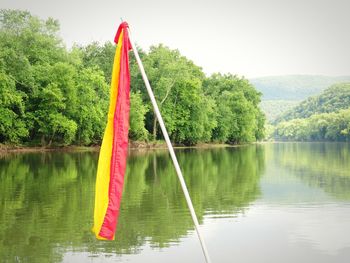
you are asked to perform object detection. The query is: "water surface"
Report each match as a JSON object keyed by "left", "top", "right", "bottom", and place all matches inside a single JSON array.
[{"left": 0, "top": 143, "right": 350, "bottom": 262}]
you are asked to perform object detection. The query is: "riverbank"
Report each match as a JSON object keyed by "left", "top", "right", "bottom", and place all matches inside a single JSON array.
[
  {"left": 0, "top": 143, "right": 100, "bottom": 154},
  {"left": 0, "top": 141, "right": 242, "bottom": 153}
]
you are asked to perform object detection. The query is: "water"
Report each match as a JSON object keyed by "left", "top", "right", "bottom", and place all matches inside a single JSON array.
[{"left": 0, "top": 142, "right": 350, "bottom": 263}]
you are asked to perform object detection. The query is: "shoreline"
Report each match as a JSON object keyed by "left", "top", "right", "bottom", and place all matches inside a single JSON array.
[
  {"left": 0, "top": 141, "right": 245, "bottom": 154},
  {"left": 3, "top": 141, "right": 342, "bottom": 154}
]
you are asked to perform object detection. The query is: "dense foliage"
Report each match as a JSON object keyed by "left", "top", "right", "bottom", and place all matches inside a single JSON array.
[
  {"left": 0, "top": 9, "right": 264, "bottom": 146},
  {"left": 273, "top": 83, "right": 350, "bottom": 141},
  {"left": 203, "top": 74, "right": 265, "bottom": 143},
  {"left": 0, "top": 10, "right": 109, "bottom": 145}
]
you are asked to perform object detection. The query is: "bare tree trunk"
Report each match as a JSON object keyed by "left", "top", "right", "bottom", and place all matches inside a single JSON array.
[
  {"left": 41, "top": 135, "right": 46, "bottom": 146},
  {"left": 152, "top": 81, "right": 175, "bottom": 141},
  {"left": 153, "top": 117, "right": 158, "bottom": 140}
]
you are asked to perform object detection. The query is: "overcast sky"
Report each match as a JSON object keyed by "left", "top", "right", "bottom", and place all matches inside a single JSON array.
[{"left": 1, "top": 0, "right": 349, "bottom": 78}]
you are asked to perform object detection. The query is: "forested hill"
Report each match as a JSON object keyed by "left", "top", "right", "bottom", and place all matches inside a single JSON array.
[
  {"left": 273, "top": 82, "right": 350, "bottom": 141},
  {"left": 251, "top": 75, "right": 350, "bottom": 100},
  {"left": 275, "top": 83, "right": 350, "bottom": 123}
]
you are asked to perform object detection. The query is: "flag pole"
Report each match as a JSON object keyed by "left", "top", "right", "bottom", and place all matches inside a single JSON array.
[{"left": 127, "top": 27, "right": 212, "bottom": 263}]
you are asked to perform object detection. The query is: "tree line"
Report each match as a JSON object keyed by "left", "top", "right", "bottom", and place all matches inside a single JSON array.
[
  {"left": 274, "top": 108, "right": 350, "bottom": 141},
  {"left": 0, "top": 9, "right": 265, "bottom": 146}
]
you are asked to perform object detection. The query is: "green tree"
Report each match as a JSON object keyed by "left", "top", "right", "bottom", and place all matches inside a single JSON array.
[
  {"left": 0, "top": 71, "right": 28, "bottom": 143},
  {"left": 77, "top": 41, "right": 115, "bottom": 83},
  {"left": 129, "top": 91, "right": 149, "bottom": 140},
  {"left": 204, "top": 73, "right": 265, "bottom": 143},
  {"left": 73, "top": 67, "right": 109, "bottom": 145},
  {"left": 137, "top": 45, "right": 216, "bottom": 145},
  {"left": 0, "top": 10, "right": 111, "bottom": 145}
]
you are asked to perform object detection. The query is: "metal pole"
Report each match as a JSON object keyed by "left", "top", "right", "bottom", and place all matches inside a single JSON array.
[{"left": 127, "top": 27, "right": 212, "bottom": 263}]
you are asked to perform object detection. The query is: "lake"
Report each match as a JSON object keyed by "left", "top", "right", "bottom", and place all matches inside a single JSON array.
[{"left": 1, "top": 142, "right": 350, "bottom": 262}]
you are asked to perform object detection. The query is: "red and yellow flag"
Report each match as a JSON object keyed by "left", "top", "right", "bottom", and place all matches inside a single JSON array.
[{"left": 92, "top": 22, "right": 131, "bottom": 240}]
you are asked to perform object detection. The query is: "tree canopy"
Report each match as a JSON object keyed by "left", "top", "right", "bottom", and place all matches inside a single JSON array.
[{"left": 0, "top": 9, "right": 264, "bottom": 146}]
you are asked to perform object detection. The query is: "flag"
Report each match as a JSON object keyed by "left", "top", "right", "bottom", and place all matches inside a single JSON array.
[{"left": 92, "top": 22, "right": 132, "bottom": 240}]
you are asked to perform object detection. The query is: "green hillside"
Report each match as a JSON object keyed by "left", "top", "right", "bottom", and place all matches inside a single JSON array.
[
  {"left": 251, "top": 75, "right": 350, "bottom": 100},
  {"left": 252, "top": 75, "right": 350, "bottom": 122},
  {"left": 273, "top": 83, "right": 350, "bottom": 141},
  {"left": 275, "top": 83, "right": 350, "bottom": 123}
]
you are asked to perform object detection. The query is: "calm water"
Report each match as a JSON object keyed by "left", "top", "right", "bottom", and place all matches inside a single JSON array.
[{"left": 1, "top": 142, "right": 350, "bottom": 263}]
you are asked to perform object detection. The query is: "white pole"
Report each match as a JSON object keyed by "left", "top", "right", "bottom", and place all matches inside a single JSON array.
[{"left": 127, "top": 27, "right": 212, "bottom": 263}]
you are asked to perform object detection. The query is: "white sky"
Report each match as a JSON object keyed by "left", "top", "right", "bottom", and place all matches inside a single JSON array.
[{"left": 1, "top": 0, "right": 349, "bottom": 78}]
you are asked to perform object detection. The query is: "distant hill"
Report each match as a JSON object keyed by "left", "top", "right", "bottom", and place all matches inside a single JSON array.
[
  {"left": 250, "top": 75, "right": 350, "bottom": 100},
  {"left": 259, "top": 100, "right": 300, "bottom": 122},
  {"left": 274, "top": 82, "right": 350, "bottom": 123}
]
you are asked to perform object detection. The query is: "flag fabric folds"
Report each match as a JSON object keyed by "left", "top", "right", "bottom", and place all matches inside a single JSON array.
[{"left": 92, "top": 22, "right": 131, "bottom": 240}]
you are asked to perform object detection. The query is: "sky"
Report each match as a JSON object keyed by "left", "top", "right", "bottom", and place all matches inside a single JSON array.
[{"left": 1, "top": 0, "right": 350, "bottom": 78}]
